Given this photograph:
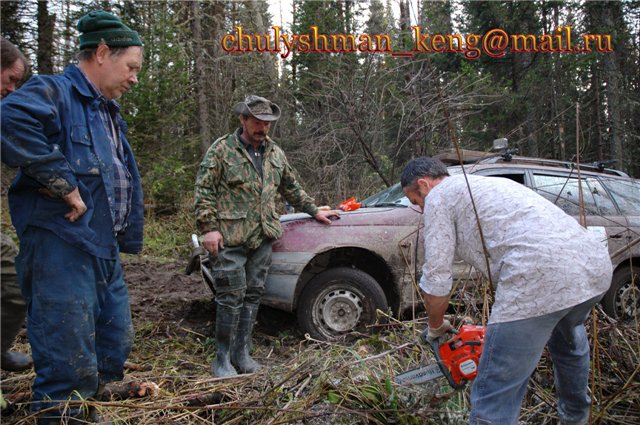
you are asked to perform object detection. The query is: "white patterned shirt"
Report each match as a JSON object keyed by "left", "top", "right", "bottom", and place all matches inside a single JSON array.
[{"left": 420, "top": 174, "right": 612, "bottom": 323}]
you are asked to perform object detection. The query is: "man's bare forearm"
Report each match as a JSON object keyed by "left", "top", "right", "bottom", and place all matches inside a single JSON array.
[{"left": 422, "top": 292, "right": 450, "bottom": 329}]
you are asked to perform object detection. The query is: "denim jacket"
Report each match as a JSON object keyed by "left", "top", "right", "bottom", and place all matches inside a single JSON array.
[{"left": 1, "top": 65, "right": 143, "bottom": 259}]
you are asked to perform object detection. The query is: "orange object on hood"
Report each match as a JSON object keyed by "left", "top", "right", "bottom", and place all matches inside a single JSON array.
[{"left": 338, "top": 197, "right": 361, "bottom": 212}]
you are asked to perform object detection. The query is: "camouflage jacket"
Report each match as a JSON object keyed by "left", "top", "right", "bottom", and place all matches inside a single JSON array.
[{"left": 195, "top": 130, "right": 319, "bottom": 249}]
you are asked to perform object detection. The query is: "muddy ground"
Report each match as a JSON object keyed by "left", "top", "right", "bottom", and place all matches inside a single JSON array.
[
  {"left": 125, "top": 257, "right": 220, "bottom": 336},
  {"left": 124, "top": 257, "right": 303, "bottom": 351},
  {"left": 2, "top": 257, "right": 638, "bottom": 424},
  {"left": 2, "top": 258, "right": 335, "bottom": 424}
]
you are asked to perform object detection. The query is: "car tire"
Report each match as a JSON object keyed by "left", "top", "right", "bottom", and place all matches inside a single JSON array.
[
  {"left": 601, "top": 265, "right": 639, "bottom": 320},
  {"left": 296, "top": 267, "right": 388, "bottom": 341}
]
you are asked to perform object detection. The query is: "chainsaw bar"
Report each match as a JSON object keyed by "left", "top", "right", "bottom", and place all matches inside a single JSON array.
[{"left": 394, "top": 363, "right": 443, "bottom": 385}]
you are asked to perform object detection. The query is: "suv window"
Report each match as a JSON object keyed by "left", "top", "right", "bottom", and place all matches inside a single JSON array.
[
  {"left": 474, "top": 171, "right": 526, "bottom": 185},
  {"left": 493, "top": 173, "right": 526, "bottom": 185},
  {"left": 532, "top": 174, "right": 618, "bottom": 216},
  {"left": 450, "top": 166, "right": 527, "bottom": 185},
  {"left": 600, "top": 178, "right": 640, "bottom": 215}
]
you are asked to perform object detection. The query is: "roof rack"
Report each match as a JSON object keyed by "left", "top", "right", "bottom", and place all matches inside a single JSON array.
[
  {"left": 433, "top": 149, "right": 498, "bottom": 165},
  {"left": 477, "top": 155, "right": 628, "bottom": 177},
  {"left": 434, "top": 146, "right": 628, "bottom": 177}
]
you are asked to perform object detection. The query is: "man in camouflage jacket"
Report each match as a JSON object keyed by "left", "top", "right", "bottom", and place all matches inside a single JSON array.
[{"left": 195, "top": 95, "right": 339, "bottom": 377}]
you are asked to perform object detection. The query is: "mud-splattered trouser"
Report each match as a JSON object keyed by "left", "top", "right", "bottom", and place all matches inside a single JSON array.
[
  {"left": 210, "top": 240, "right": 273, "bottom": 310},
  {"left": 1, "top": 233, "right": 27, "bottom": 355},
  {"left": 15, "top": 226, "right": 134, "bottom": 414}
]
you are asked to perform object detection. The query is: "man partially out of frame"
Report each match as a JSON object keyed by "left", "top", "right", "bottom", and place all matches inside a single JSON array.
[
  {"left": 1, "top": 11, "right": 144, "bottom": 423},
  {"left": 1, "top": 36, "right": 32, "bottom": 374}
]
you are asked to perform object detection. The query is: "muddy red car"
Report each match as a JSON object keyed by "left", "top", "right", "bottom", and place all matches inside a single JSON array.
[{"left": 264, "top": 192, "right": 420, "bottom": 340}]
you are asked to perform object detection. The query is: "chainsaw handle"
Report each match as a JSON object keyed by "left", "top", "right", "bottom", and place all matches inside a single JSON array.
[
  {"left": 419, "top": 326, "right": 458, "bottom": 346},
  {"left": 191, "top": 234, "right": 200, "bottom": 248}
]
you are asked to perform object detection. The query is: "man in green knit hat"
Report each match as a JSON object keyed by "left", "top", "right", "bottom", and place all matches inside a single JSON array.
[{"left": 1, "top": 10, "right": 144, "bottom": 424}]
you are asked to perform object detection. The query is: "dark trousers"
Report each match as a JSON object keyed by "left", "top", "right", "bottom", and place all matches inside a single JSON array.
[
  {"left": 1, "top": 233, "right": 27, "bottom": 353},
  {"left": 210, "top": 240, "right": 273, "bottom": 309},
  {"left": 15, "top": 226, "right": 133, "bottom": 414}
]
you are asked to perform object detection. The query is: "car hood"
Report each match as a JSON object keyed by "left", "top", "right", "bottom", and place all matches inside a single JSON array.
[
  {"left": 279, "top": 207, "right": 406, "bottom": 224},
  {"left": 274, "top": 205, "right": 422, "bottom": 255},
  {"left": 277, "top": 207, "right": 424, "bottom": 234}
]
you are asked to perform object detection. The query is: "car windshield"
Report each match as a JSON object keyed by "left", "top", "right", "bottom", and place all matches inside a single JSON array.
[
  {"left": 361, "top": 183, "right": 411, "bottom": 207},
  {"left": 361, "top": 167, "right": 464, "bottom": 208}
]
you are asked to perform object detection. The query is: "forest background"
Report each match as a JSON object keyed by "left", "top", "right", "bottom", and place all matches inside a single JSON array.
[{"left": 1, "top": 0, "right": 639, "bottom": 256}]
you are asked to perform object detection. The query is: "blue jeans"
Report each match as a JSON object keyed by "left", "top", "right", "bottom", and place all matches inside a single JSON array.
[
  {"left": 470, "top": 295, "right": 602, "bottom": 425},
  {"left": 15, "top": 226, "right": 133, "bottom": 414}
]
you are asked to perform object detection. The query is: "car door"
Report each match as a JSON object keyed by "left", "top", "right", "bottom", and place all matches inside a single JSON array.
[
  {"left": 462, "top": 167, "right": 532, "bottom": 279},
  {"left": 528, "top": 171, "right": 630, "bottom": 256},
  {"left": 599, "top": 176, "right": 640, "bottom": 253},
  {"left": 396, "top": 204, "right": 428, "bottom": 315},
  {"left": 596, "top": 176, "right": 640, "bottom": 319}
]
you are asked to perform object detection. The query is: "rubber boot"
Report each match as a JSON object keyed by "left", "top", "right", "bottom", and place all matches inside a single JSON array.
[
  {"left": 231, "top": 303, "right": 263, "bottom": 374},
  {"left": 211, "top": 305, "right": 240, "bottom": 378},
  {"left": 1, "top": 350, "right": 32, "bottom": 372},
  {"left": 1, "top": 234, "right": 31, "bottom": 373}
]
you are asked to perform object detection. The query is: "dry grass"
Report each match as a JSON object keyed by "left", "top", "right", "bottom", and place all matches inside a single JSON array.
[
  {"left": 1, "top": 197, "right": 638, "bottom": 423},
  {"left": 2, "top": 301, "right": 638, "bottom": 425}
]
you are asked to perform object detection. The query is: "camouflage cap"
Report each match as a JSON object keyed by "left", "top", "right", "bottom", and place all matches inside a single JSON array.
[{"left": 233, "top": 95, "right": 281, "bottom": 122}]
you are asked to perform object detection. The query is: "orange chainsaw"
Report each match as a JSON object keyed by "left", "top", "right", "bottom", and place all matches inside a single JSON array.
[{"left": 395, "top": 325, "right": 485, "bottom": 389}]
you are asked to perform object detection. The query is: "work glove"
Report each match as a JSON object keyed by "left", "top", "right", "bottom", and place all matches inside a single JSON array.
[{"left": 421, "top": 319, "right": 455, "bottom": 343}]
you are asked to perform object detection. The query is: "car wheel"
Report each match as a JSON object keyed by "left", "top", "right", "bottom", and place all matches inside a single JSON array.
[
  {"left": 296, "top": 267, "right": 388, "bottom": 341},
  {"left": 601, "top": 265, "right": 639, "bottom": 321}
]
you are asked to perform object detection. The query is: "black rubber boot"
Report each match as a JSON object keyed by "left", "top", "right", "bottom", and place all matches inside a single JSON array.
[
  {"left": 1, "top": 234, "right": 30, "bottom": 373},
  {"left": 211, "top": 305, "right": 240, "bottom": 378},
  {"left": 231, "top": 303, "right": 262, "bottom": 374}
]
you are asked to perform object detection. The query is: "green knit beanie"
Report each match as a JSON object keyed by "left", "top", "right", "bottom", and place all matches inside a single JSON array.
[{"left": 77, "top": 10, "right": 142, "bottom": 49}]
